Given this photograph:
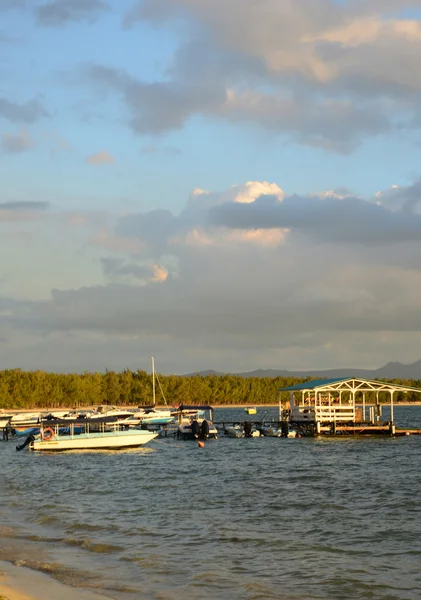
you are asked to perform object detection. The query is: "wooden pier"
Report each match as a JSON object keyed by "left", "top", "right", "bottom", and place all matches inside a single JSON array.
[{"left": 214, "top": 420, "right": 421, "bottom": 437}]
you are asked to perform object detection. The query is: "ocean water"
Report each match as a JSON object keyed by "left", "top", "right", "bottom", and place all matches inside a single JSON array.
[{"left": 1, "top": 405, "right": 421, "bottom": 600}]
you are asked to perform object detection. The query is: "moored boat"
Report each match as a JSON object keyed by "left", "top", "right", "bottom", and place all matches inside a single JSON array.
[
  {"left": 177, "top": 405, "right": 218, "bottom": 440},
  {"left": 224, "top": 422, "right": 260, "bottom": 437},
  {"left": 224, "top": 424, "right": 245, "bottom": 438},
  {"left": 17, "top": 417, "right": 158, "bottom": 452}
]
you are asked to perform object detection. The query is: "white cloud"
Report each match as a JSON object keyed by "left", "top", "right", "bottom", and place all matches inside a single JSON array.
[{"left": 75, "top": 1, "right": 421, "bottom": 151}]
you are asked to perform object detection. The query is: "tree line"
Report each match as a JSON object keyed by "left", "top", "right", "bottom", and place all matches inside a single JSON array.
[{"left": 0, "top": 368, "right": 420, "bottom": 410}]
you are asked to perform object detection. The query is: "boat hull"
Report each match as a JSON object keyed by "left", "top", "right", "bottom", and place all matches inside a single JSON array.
[
  {"left": 177, "top": 424, "right": 218, "bottom": 440},
  {"left": 31, "top": 429, "right": 158, "bottom": 451},
  {"left": 224, "top": 425, "right": 245, "bottom": 438}
]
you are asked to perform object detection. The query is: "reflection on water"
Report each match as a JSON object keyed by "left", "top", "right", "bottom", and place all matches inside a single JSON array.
[{"left": 0, "top": 405, "right": 421, "bottom": 599}]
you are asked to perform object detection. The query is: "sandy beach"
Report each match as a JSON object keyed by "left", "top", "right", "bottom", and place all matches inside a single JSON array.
[{"left": 0, "top": 561, "right": 111, "bottom": 600}]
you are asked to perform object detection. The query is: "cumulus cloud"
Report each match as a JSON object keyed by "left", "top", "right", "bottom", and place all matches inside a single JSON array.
[
  {"left": 2, "top": 129, "right": 34, "bottom": 153},
  {"left": 100, "top": 257, "right": 169, "bottom": 283},
  {"left": 85, "top": 150, "right": 114, "bottom": 165},
  {"left": 69, "top": 1, "right": 420, "bottom": 150},
  {"left": 36, "top": 0, "right": 110, "bottom": 26},
  {"left": 210, "top": 192, "right": 421, "bottom": 245}
]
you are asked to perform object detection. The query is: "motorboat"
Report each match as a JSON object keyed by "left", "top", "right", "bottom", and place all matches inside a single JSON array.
[
  {"left": 258, "top": 424, "right": 297, "bottom": 438},
  {"left": 245, "top": 407, "right": 257, "bottom": 415},
  {"left": 224, "top": 424, "right": 245, "bottom": 438},
  {"left": 177, "top": 405, "right": 218, "bottom": 440},
  {"left": 9, "top": 411, "right": 42, "bottom": 425},
  {"left": 16, "top": 417, "right": 158, "bottom": 452},
  {"left": 131, "top": 406, "right": 175, "bottom": 425},
  {"left": 224, "top": 423, "right": 260, "bottom": 438},
  {"left": 91, "top": 405, "right": 135, "bottom": 420}
]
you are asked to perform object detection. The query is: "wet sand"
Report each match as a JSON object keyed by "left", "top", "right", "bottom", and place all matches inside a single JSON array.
[{"left": 0, "top": 561, "right": 111, "bottom": 600}]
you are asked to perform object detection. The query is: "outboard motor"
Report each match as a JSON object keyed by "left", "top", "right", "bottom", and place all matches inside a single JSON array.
[
  {"left": 200, "top": 419, "right": 210, "bottom": 440},
  {"left": 16, "top": 434, "right": 35, "bottom": 452},
  {"left": 191, "top": 420, "right": 200, "bottom": 439},
  {"left": 281, "top": 421, "right": 289, "bottom": 437},
  {"left": 243, "top": 421, "right": 252, "bottom": 438}
]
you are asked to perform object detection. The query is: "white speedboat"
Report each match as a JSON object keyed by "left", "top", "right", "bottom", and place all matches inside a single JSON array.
[
  {"left": 177, "top": 405, "right": 218, "bottom": 440},
  {"left": 224, "top": 423, "right": 260, "bottom": 438},
  {"left": 17, "top": 417, "right": 158, "bottom": 452},
  {"left": 9, "top": 411, "right": 42, "bottom": 425},
  {"left": 131, "top": 406, "right": 175, "bottom": 425},
  {"left": 91, "top": 405, "right": 135, "bottom": 419},
  {"left": 259, "top": 424, "right": 297, "bottom": 438},
  {"left": 224, "top": 424, "right": 245, "bottom": 438}
]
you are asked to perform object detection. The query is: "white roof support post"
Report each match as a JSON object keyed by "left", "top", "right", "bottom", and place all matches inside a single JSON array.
[
  {"left": 362, "top": 392, "right": 366, "bottom": 422},
  {"left": 390, "top": 390, "right": 394, "bottom": 424}
]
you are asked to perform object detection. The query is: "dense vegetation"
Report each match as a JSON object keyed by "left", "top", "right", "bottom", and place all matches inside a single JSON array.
[{"left": 0, "top": 369, "right": 421, "bottom": 410}]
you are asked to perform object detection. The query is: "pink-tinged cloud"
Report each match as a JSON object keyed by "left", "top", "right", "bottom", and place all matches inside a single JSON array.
[
  {"left": 152, "top": 265, "right": 168, "bottom": 282},
  {"left": 85, "top": 150, "right": 114, "bottom": 165},
  {"left": 174, "top": 226, "right": 288, "bottom": 248}
]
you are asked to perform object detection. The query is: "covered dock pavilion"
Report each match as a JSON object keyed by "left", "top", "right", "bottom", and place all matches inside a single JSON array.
[{"left": 279, "top": 377, "right": 421, "bottom": 434}]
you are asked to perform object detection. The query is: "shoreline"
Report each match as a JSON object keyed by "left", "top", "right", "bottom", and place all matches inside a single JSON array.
[{"left": 0, "top": 561, "right": 110, "bottom": 600}]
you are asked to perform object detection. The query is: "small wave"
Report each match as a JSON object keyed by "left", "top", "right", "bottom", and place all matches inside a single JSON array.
[
  {"left": 10, "top": 558, "right": 135, "bottom": 595},
  {"left": 121, "top": 554, "right": 161, "bottom": 567},
  {"left": 241, "top": 581, "right": 283, "bottom": 599},
  {"left": 19, "top": 534, "right": 63, "bottom": 543},
  {"left": 0, "top": 526, "right": 18, "bottom": 538},
  {"left": 35, "top": 514, "right": 60, "bottom": 525},
  {"left": 66, "top": 522, "right": 113, "bottom": 533},
  {"left": 64, "top": 537, "right": 123, "bottom": 553},
  {"left": 121, "top": 554, "right": 170, "bottom": 572},
  {"left": 11, "top": 558, "right": 99, "bottom": 588}
]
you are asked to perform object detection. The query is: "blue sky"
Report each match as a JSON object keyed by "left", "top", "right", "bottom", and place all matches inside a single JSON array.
[{"left": 2, "top": 0, "right": 421, "bottom": 374}]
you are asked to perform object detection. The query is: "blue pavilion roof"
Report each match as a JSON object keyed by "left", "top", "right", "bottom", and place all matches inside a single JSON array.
[{"left": 279, "top": 377, "right": 351, "bottom": 391}]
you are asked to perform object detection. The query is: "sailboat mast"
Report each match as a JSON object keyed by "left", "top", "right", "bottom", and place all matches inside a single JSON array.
[{"left": 151, "top": 356, "right": 156, "bottom": 407}]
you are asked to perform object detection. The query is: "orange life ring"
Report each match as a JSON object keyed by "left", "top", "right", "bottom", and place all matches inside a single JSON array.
[{"left": 42, "top": 427, "right": 54, "bottom": 441}]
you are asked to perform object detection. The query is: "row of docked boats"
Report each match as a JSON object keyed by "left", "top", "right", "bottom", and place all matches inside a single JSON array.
[
  {"left": 1, "top": 404, "right": 175, "bottom": 433},
  {"left": 223, "top": 422, "right": 297, "bottom": 438},
  {"left": 3, "top": 404, "right": 218, "bottom": 452}
]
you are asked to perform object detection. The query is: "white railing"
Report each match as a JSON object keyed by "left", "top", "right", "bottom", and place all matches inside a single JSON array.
[{"left": 291, "top": 404, "right": 355, "bottom": 423}]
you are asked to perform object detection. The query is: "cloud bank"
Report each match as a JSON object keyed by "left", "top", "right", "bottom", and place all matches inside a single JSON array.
[{"left": 2, "top": 179, "right": 421, "bottom": 372}]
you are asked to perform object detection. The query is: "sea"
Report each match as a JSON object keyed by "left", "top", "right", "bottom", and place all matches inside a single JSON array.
[{"left": 1, "top": 405, "right": 421, "bottom": 600}]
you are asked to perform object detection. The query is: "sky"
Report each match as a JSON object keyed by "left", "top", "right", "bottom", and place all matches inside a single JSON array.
[{"left": 2, "top": 0, "right": 421, "bottom": 374}]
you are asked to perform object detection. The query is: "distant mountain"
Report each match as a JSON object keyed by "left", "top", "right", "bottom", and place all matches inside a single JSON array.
[{"left": 186, "top": 360, "right": 421, "bottom": 380}]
